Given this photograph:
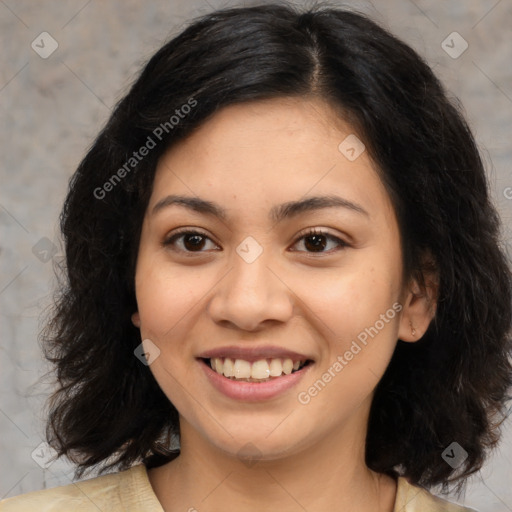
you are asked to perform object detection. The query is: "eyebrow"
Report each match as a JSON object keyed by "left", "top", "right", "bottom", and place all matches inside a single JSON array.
[{"left": 151, "top": 194, "right": 369, "bottom": 223}]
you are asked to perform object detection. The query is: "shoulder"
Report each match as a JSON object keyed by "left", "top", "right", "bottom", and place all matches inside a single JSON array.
[
  {"left": 0, "top": 463, "right": 163, "bottom": 512},
  {"left": 395, "top": 476, "right": 479, "bottom": 512}
]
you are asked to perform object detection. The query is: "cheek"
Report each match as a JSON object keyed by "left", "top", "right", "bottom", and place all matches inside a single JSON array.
[
  {"left": 135, "top": 254, "right": 210, "bottom": 340},
  {"left": 295, "top": 258, "right": 401, "bottom": 337},
  {"left": 295, "top": 279, "right": 401, "bottom": 418},
  {"left": 134, "top": 258, "right": 206, "bottom": 407},
  {"left": 292, "top": 255, "right": 401, "bottom": 398}
]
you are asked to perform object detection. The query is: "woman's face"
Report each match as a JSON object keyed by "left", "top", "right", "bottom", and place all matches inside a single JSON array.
[{"left": 133, "top": 97, "right": 424, "bottom": 461}]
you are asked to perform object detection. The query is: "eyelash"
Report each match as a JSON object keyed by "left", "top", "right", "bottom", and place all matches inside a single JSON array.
[{"left": 162, "top": 228, "right": 349, "bottom": 256}]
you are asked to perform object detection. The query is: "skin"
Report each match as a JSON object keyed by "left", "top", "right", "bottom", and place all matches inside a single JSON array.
[{"left": 132, "top": 96, "right": 437, "bottom": 512}]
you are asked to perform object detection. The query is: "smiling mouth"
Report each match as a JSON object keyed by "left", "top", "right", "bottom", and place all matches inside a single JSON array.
[{"left": 200, "top": 357, "right": 314, "bottom": 382}]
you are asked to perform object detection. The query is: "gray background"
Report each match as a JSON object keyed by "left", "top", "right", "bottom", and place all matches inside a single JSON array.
[{"left": 0, "top": 0, "right": 511, "bottom": 510}]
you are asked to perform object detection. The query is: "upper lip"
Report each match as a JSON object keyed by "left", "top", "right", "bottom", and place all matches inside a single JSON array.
[{"left": 197, "top": 345, "right": 314, "bottom": 363}]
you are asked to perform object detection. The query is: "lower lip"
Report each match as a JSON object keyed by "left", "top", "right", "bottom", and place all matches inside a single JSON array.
[{"left": 198, "top": 359, "right": 313, "bottom": 402}]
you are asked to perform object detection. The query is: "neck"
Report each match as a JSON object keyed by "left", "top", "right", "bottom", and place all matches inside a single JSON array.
[{"left": 147, "top": 402, "right": 397, "bottom": 512}]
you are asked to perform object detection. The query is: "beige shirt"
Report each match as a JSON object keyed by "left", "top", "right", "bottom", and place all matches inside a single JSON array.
[{"left": 0, "top": 463, "right": 477, "bottom": 511}]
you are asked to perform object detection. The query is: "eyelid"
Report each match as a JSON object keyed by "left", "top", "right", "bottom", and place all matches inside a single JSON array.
[
  {"left": 164, "top": 226, "right": 211, "bottom": 241},
  {"left": 162, "top": 226, "right": 350, "bottom": 255},
  {"left": 162, "top": 227, "right": 220, "bottom": 249},
  {"left": 290, "top": 227, "right": 349, "bottom": 252}
]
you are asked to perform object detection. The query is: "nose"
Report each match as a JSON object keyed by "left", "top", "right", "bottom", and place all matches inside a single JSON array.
[{"left": 207, "top": 247, "right": 294, "bottom": 332}]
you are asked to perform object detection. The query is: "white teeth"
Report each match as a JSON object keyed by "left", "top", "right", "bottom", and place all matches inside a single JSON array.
[
  {"left": 209, "top": 357, "right": 307, "bottom": 380},
  {"left": 212, "top": 357, "right": 222, "bottom": 373},
  {"left": 251, "top": 359, "right": 270, "bottom": 379},
  {"left": 282, "top": 358, "right": 293, "bottom": 375},
  {"left": 223, "top": 357, "right": 234, "bottom": 377},
  {"left": 234, "top": 359, "right": 252, "bottom": 379},
  {"left": 269, "top": 358, "right": 283, "bottom": 377}
]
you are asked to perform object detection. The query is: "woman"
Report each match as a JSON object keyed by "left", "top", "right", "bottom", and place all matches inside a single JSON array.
[{"left": 1, "top": 3, "right": 510, "bottom": 511}]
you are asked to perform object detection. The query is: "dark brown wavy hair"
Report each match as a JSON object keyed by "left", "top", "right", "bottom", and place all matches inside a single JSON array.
[{"left": 41, "top": 1, "right": 512, "bottom": 494}]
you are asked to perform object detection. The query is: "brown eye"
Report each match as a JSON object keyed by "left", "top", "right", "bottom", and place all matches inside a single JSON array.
[
  {"left": 163, "top": 230, "right": 219, "bottom": 253},
  {"left": 292, "top": 229, "right": 348, "bottom": 254}
]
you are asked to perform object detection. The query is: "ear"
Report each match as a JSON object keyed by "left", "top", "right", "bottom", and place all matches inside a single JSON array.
[
  {"left": 131, "top": 312, "right": 141, "bottom": 328},
  {"left": 398, "top": 265, "right": 439, "bottom": 342}
]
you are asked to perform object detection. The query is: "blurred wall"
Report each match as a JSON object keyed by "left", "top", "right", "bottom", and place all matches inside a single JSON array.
[{"left": 1, "top": 1, "right": 511, "bottom": 510}]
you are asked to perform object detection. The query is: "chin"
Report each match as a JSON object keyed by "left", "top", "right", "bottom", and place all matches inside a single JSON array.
[
  {"left": 215, "top": 437, "right": 300, "bottom": 464},
  {"left": 198, "top": 418, "right": 315, "bottom": 463}
]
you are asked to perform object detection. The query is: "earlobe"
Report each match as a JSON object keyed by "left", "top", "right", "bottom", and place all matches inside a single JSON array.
[
  {"left": 131, "top": 312, "right": 141, "bottom": 328},
  {"left": 398, "top": 276, "right": 438, "bottom": 343}
]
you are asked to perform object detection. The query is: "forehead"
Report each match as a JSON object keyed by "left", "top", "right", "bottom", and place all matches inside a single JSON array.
[
  {"left": 149, "top": 96, "right": 394, "bottom": 224},
  {"left": 177, "top": 96, "right": 352, "bottom": 154}
]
